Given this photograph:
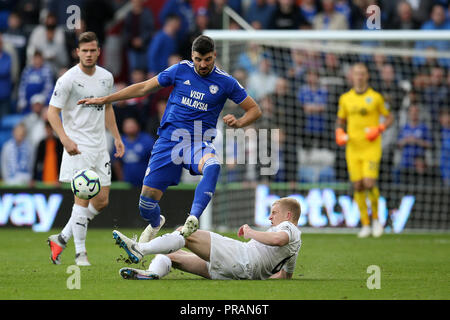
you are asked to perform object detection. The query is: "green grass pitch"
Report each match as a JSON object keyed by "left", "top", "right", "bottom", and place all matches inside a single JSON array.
[{"left": 0, "top": 228, "right": 449, "bottom": 300}]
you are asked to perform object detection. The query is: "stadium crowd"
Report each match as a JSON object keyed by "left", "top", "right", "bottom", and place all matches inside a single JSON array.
[{"left": 0, "top": 0, "right": 449, "bottom": 187}]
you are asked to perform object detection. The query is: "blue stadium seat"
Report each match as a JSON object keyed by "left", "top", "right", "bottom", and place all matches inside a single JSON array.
[{"left": 0, "top": 114, "right": 24, "bottom": 130}]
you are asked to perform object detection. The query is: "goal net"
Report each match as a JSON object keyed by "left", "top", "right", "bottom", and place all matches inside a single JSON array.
[{"left": 200, "top": 30, "right": 450, "bottom": 233}]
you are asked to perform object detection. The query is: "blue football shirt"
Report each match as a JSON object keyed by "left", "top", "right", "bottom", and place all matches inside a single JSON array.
[{"left": 157, "top": 60, "right": 248, "bottom": 141}]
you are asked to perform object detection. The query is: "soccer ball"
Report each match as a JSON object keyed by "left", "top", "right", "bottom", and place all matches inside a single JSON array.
[{"left": 71, "top": 169, "right": 101, "bottom": 200}]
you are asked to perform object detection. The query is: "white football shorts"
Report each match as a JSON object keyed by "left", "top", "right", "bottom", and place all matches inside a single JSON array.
[
  {"left": 60, "top": 148, "right": 111, "bottom": 187},
  {"left": 207, "top": 232, "right": 253, "bottom": 280}
]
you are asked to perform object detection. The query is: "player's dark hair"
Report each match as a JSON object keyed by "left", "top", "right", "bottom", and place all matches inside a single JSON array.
[
  {"left": 78, "top": 31, "right": 98, "bottom": 47},
  {"left": 192, "top": 35, "right": 215, "bottom": 55}
]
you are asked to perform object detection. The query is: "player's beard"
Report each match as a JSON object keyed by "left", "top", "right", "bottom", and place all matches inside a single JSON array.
[
  {"left": 81, "top": 58, "right": 96, "bottom": 69},
  {"left": 196, "top": 65, "right": 213, "bottom": 76}
]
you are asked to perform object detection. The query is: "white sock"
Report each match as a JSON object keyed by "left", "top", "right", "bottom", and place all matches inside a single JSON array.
[
  {"left": 137, "top": 231, "right": 185, "bottom": 256},
  {"left": 148, "top": 254, "right": 172, "bottom": 278},
  {"left": 87, "top": 202, "right": 100, "bottom": 221},
  {"left": 60, "top": 216, "right": 73, "bottom": 244},
  {"left": 60, "top": 203, "right": 81, "bottom": 243},
  {"left": 72, "top": 204, "right": 90, "bottom": 254}
]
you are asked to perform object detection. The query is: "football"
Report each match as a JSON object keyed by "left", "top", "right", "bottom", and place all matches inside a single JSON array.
[{"left": 71, "top": 169, "right": 101, "bottom": 200}]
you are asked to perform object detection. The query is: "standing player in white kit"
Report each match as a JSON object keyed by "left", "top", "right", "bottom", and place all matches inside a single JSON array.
[{"left": 47, "top": 32, "right": 125, "bottom": 266}]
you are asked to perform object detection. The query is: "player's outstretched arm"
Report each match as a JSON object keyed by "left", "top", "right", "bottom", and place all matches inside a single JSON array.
[
  {"left": 78, "top": 76, "right": 161, "bottom": 106},
  {"left": 223, "top": 96, "right": 262, "bottom": 128},
  {"left": 238, "top": 224, "right": 289, "bottom": 247}
]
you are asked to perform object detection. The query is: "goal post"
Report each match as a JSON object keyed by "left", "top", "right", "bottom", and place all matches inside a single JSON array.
[{"left": 201, "top": 29, "right": 450, "bottom": 232}]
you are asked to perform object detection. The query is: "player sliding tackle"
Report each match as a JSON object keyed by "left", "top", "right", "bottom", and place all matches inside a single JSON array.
[
  {"left": 79, "top": 35, "right": 262, "bottom": 240},
  {"left": 114, "top": 197, "right": 301, "bottom": 280}
]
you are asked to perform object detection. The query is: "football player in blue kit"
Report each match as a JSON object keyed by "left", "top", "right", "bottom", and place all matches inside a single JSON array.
[{"left": 79, "top": 35, "right": 262, "bottom": 241}]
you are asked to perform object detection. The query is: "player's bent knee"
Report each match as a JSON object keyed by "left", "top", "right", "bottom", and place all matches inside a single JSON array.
[
  {"left": 141, "top": 186, "right": 163, "bottom": 201},
  {"left": 167, "top": 251, "right": 188, "bottom": 269}
]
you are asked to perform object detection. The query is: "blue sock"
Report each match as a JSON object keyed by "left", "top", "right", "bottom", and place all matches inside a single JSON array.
[
  {"left": 139, "top": 195, "right": 160, "bottom": 227},
  {"left": 190, "top": 158, "right": 220, "bottom": 218}
]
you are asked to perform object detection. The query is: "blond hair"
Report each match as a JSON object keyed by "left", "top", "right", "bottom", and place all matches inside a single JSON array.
[
  {"left": 273, "top": 197, "right": 301, "bottom": 222},
  {"left": 352, "top": 62, "right": 369, "bottom": 73}
]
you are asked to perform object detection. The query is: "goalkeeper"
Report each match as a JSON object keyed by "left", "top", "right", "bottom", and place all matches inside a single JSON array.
[
  {"left": 113, "top": 197, "right": 301, "bottom": 280},
  {"left": 335, "top": 63, "right": 394, "bottom": 238}
]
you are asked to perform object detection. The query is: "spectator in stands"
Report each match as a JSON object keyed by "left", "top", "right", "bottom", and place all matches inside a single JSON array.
[
  {"left": 227, "top": 0, "right": 244, "bottom": 16},
  {"left": 375, "top": 64, "right": 405, "bottom": 173},
  {"left": 414, "top": 4, "right": 450, "bottom": 67},
  {"left": 112, "top": 82, "right": 138, "bottom": 135},
  {"left": 423, "top": 66, "right": 448, "bottom": 126},
  {"left": 3, "top": 11, "right": 27, "bottom": 71},
  {"left": 26, "top": 12, "right": 68, "bottom": 74},
  {"left": 159, "top": 0, "right": 195, "bottom": 45},
  {"left": 236, "top": 42, "right": 265, "bottom": 75},
  {"left": 146, "top": 98, "right": 166, "bottom": 140},
  {"left": 82, "top": 0, "right": 115, "bottom": 46},
  {"left": 319, "top": 52, "right": 345, "bottom": 107},
  {"left": 245, "top": 0, "right": 275, "bottom": 29},
  {"left": 123, "top": 0, "right": 155, "bottom": 72},
  {"left": 313, "top": 0, "right": 349, "bottom": 30},
  {"left": 334, "top": 0, "right": 365, "bottom": 29},
  {"left": 405, "top": 0, "right": 435, "bottom": 25},
  {"left": 270, "top": 77, "right": 299, "bottom": 182},
  {"left": 387, "top": 1, "right": 421, "bottom": 30},
  {"left": 268, "top": 0, "right": 310, "bottom": 30},
  {"left": 287, "top": 48, "right": 307, "bottom": 86},
  {"left": 65, "top": 17, "right": 87, "bottom": 66},
  {"left": 208, "top": 0, "right": 227, "bottom": 29},
  {"left": 22, "top": 93, "right": 47, "bottom": 150},
  {"left": 0, "top": 122, "right": 33, "bottom": 185},
  {"left": 15, "top": 0, "right": 41, "bottom": 32},
  {"left": 17, "top": 50, "right": 54, "bottom": 114},
  {"left": 298, "top": 69, "right": 335, "bottom": 183},
  {"left": 375, "top": 64, "right": 404, "bottom": 115},
  {"left": 396, "top": 104, "right": 432, "bottom": 184},
  {"left": 147, "top": 14, "right": 180, "bottom": 77},
  {"left": 112, "top": 117, "right": 155, "bottom": 187},
  {"left": 179, "top": 7, "right": 209, "bottom": 60},
  {"left": 32, "top": 120, "right": 63, "bottom": 186},
  {"left": 246, "top": 55, "right": 278, "bottom": 101},
  {"left": 298, "top": 69, "right": 329, "bottom": 149},
  {"left": 300, "top": 0, "right": 318, "bottom": 25},
  {"left": 125, "top": 68, "right": 150, "bottom": 129},
  {"left": 439, "top": 108, "right": 450, "bottom": 186},
  {"left": 46, "top": 0, "right": 83, "bottom": 26},
  {"left": 0, "top": 33, "right": 12, "bottom": 118},
  {"left": 411, "top": 70, "right": 429, "bottom": 106}
]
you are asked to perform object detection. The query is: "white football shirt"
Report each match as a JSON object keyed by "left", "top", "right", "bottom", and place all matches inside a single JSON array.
[
  {"left": 246, "top": 221, "right": 302, "bottom": 280},
  {"left": 49, "top": 64, "right": 114, "bottom": 152}
]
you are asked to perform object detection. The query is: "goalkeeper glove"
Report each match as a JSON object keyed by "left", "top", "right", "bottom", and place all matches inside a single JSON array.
[
  {"left": 335, "top": 128, "right": 348, "bottom": 146},
  {"left": 365, "top": 123, "right": 386, "bottom": 141}
]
